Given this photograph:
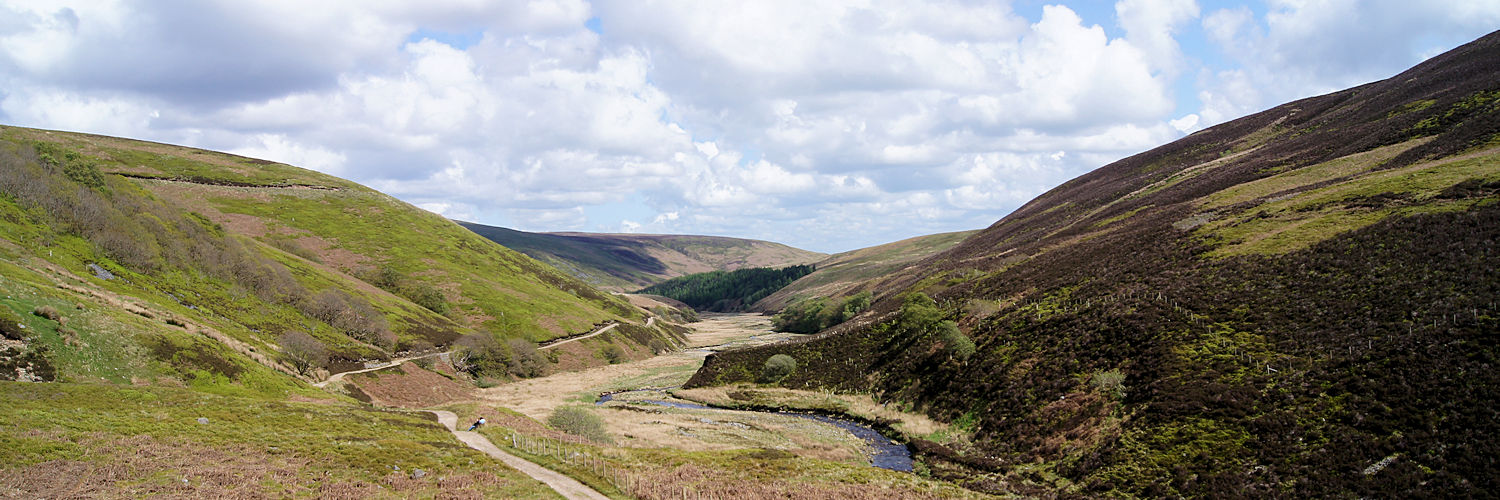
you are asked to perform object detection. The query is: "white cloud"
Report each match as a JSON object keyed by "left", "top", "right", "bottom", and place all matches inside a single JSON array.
[
  {"left": 1193, "top": 1, "right": 1500, "bottom": 128},
  {"left": 1, "top": 1, "right": 1494, "bottom": 252},
  {"left": 1115, "top": 0, "right": 1200, "bottom": 75},
  {"left": 229, "top": 134, "right": 348, "bottom": 175},
  {"left": 1169, "top": 114, "right": 1200, "bottom": 133}
]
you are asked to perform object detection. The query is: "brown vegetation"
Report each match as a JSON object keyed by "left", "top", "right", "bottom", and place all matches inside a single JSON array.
[
  {"left": 691, "top": 31, "right": 1500, "bottom": 497},
  {"left": 347, "top": 361, "right": 472, "bottom": 408},
  {"left": 0, "top": 432, "right": 517, "bottom": 499},
  {"left": 279, "top": 331, "right": 329, "bottom": 375}
]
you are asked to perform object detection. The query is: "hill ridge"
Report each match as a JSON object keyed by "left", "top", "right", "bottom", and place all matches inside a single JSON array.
[
  {"left": 689, "top": 29, "right": 1500, "bottom": 498},
  {"left": 459, "top": 221, "right": 825, "bottom": 291}
]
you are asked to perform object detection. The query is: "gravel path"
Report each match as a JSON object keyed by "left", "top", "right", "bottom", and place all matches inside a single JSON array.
[
  {"left": 538, "top": 322, "right": 619, "bottom": 350},
  {"left": 429, "top": 410, "right": 610, "bottom": 500},
  {"left": 312, "top": 351, "right": 447, "bottom": 388}
]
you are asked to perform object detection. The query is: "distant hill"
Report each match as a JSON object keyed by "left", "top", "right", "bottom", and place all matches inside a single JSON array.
[
  {"left": 0, "top": 125, "right": 677, "bottom": 396},
  {"left": 692, "top": 30, "right": 1500, "bottom": 497},
  {"left": 458, "top": 222, "right": 825, "bottom": 291},
  {"left": 751, "top": 230, "right": 978, "bottom": 312}
]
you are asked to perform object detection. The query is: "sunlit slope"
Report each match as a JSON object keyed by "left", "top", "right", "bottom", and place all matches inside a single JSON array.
[
  {"left": 692, "top": 30, "right": 1500, "bottom": 497},
  {"left": 4, "top": 126, "right": 637, "bottom": 342},
  {"left": 460, "top": 221, "right": 825, "bottom": 291},
  {"left": 751, "top": 230, "right": 978, "bottom": 312},
  {"left": 0, "top": 382, "right": 557, "bottom": 498},
  {"left": 0, "top": 126, "right": 654, "bottom": 397}
]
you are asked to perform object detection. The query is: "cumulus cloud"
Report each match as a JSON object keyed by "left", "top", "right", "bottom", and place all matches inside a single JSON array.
[
  {"left": 0, "top": 1, "right": 1493, "bottom": 251},
  {"left": 1116, "top": 0, "right": 1200, "bottom": 75},
  {"left": 1193, "top": 0, "right": 1500, "bottom": 128}
]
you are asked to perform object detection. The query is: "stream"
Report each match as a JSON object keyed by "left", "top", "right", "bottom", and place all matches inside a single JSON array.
[{"left": 597, "top": 390, "right": 914, "bottom": 472}]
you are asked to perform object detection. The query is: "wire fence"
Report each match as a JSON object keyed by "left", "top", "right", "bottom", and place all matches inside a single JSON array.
[{"left": 504, "top": 431, "right": 636, "bottom": 493}]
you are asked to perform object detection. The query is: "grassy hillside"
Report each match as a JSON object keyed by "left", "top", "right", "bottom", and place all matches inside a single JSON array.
[
  {"left": 0, "top": 126, "right": 678, "bottom": 396},
  {"left": 459, "top": 222, "right": 825, "bottom": 291},
  {"left": 691, "top": 30, "right": 1500, "bottom": 497},
  {"left": 0, "top": 382, "right": 557, "bottom": 498},
  {"left": 752, "top": 230, "right": 978, "bottom": 312}
]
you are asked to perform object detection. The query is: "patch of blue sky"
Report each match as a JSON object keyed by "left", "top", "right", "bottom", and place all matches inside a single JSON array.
[
  {"left": 406, "top": 28, "right": 485, "bottom": 49},
  {"left": 585, "top": 17, "right": 603, "bottom": 34},
  {"left": 1014, "top": 0, "right": 1124, "bottom": 38},
  {"left": 582, "top": 196, "right": 659, "bottom": 232}
]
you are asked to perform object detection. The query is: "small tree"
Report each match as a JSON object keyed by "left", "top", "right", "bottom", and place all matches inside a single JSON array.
[
  {"left": 279, "top": 331, "right": 328, "bottom": 375},
  {"left": 772, "top": 298, "right": 826, "bottom": 333},
  {"left": 506, "top": 339, "right": 547, "bottom": 378},
  {"left": 760, "top": 354, "right": 797, "bottom": 384},
  {"left": 839, "top": 291, "right": 873, "bottom": 322},
  {"left": 938, "top": 321, "right": 976, "bottom": 361},
  {"left": 453, "top": 333, "right": 511, "bottom": 377},
  {"left": 897, "top": 292, "right": 944, "bottom": 336}
]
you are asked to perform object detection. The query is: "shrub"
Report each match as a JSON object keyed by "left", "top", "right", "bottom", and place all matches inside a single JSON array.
[
  {"left": 840, "top": 291, "right": 873, "bottom": 322},
  {"left": 1092, "top": 368, "right": 1127, "bottom": 400},
  {"left": 279, "top": 331, "right": 329, "bottom": 376},
  {"left": 760, "top": 354, "right": 797, "bottom": 383},
  {"left": 547, "top": 406, "right": 612, "bottom": 444},
  {"left": 405, "top": 282, "right": 449, "bottom": 315},
  {"left": 452, "top": 334, "right": 506, "bottom": 377},
  {"left": 505, "top": 339, "right": 547, "bottom": 378},
  {"left": 31, "top": 305, "right": 60, "bottom": 322},
  {"left": 368, "top": 265, "right": 448, "bottom": 315},
  {"left": 452, "top": 335, "right": 547, "bottom": 379},
  {"left": 772, "top": 298, "right": 826, "bottom": 333},
  {"left": 938, "top": 321, "right": 975, "bottom": 361},
  {"left": 302, "top": 289, "right": 392, "bottom": 348},
  {"left": 600, "top": 344, "right": 626, "bottom": 364},
  {"left": 772, "top": 291, "right": 873, "bottom": 334},
  {"left": 896, "top": 292, "right": 944, "bottom": 337}
]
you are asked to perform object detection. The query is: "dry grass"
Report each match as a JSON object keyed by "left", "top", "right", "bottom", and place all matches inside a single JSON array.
[
  {"left": 0, "top": 433, "right": 526, "bottom": 499},
  {"left": 475, "top": 314, "right": 873, "bottom": 459},
  {"left": 1202, "top": 137, "right": 1431, "bottom": 210},
  {"left": 673, "top": 385, "right": 956, "bottom": 443},
  {"left": 622, "top": 463, "right": 944, "bottom": 500},
  {"left": 477, "top": 314, "right": 792, "bottom": 421}
]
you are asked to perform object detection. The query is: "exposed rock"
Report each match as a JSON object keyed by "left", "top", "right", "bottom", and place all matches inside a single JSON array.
[{"left": 87, "top": 264, "right": 114, "bottom": 280}]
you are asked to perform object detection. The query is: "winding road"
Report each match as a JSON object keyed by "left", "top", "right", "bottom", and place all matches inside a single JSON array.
[
  {"left": 316, "top": 316, "right": 656, "bottom": 386},
  {"left": 538, "top": 316, "right": 653, "bottom": 350},
  {"left": 312, "top": 351, "right": 447, "bottom": 388},
  {"left": 428, "top": 410, "right": 610, "bottom": 500}
]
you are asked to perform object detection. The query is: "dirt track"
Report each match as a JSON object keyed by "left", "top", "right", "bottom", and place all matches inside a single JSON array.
[
  {"left": 312, "top": 351, "right": 447, "bottom": 388},
  {"left": 538, "top": 322, "right": 619, "bottom": 350},
  {"left": 429, "top": 410, "right": 609, "bottom": 500}
]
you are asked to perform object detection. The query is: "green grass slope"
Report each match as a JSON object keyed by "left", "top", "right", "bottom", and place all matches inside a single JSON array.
[
  {"left": 459, "top": 221, "right": 825, "bottom": 291},
  {"left": 691, "top": 30, "right": 1500, "bottom": 498},
  {"left": 0, "top": 126, "right": 673, "bottom": 396},
  {"left": 3, "top": 126, "right": 638, "bottom": 339},
  {"left": 751, "top": 230, "right": 978, "bottom": 312},
  {"left": 0, "top": 382, "right": 558, "bottom": 498}
]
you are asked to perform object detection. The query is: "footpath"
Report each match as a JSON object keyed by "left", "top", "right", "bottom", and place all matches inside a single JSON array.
[{"left": 428, "top": 410, "right": 610, "bottom": 500}]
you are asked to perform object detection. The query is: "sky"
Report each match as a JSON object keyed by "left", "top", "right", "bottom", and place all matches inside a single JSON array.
[{"left": 1, "top": 1, "right": 1497, "bottom": 253}]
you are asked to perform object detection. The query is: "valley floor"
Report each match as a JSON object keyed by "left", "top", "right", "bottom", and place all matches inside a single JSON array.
[{"left": 453, "top": 313, "right": 988, "bottom": 499}]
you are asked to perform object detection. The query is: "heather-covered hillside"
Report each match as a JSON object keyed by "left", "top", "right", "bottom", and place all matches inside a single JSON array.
[
  {"left": 460, "top": 222, "right": 824, "bottom": 291},
  {"left": 691, "top": 30, "right": 1500, "bottom": 498}
]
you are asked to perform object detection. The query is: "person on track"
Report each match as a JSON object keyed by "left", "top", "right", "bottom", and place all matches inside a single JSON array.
[{"left": 466, "top": 416, "right": 486, "bottom": 431}]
